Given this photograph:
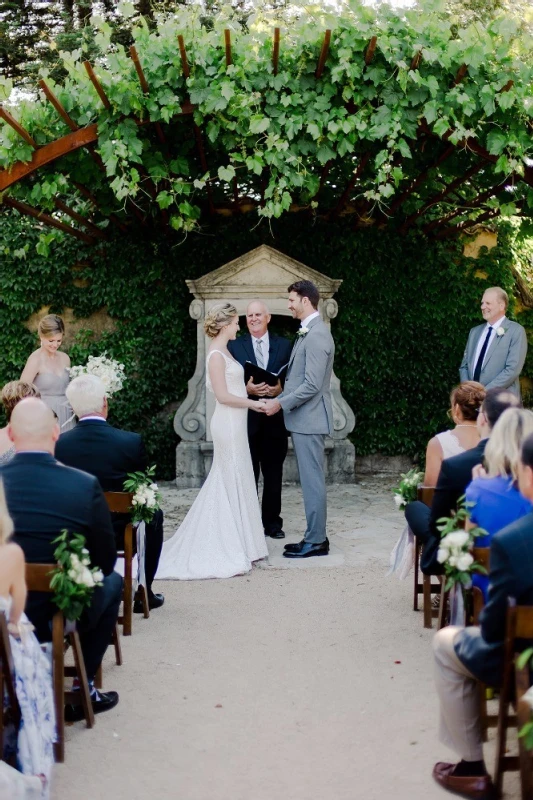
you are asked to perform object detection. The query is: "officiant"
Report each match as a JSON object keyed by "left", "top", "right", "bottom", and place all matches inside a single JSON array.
[{"left": 228, "top": 301, "right": 293, "bottom": 539}]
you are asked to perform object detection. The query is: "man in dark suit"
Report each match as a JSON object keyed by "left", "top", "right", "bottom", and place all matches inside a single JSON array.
[
  {"left": 228, "top": 300, "right": 293, "bottom": 539},
  {"left": 405, "top": 388, "right": 520, "bottom": 575},
  {"left": 1, "top": 398, "right": 121, "bottom": 718},
  {"left": 431, "top": 432, "right": 533, "bottom": 799},
  {"left": 55, "top": 374, "right": 164, "bottom": 611}
]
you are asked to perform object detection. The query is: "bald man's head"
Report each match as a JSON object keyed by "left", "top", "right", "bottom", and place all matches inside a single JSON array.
[
  {"left": 8, "top": 398, "right": 59, "bottom": 453},
  {"left": 246, "top": 300, "right": 271, "bottom": 338}
]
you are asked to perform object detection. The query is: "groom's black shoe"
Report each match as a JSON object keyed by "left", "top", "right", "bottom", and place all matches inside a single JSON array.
[
  {"left": 134, "top": 590, "right": 165, "bottom": 613},
  {"left": 284, "top": 537, "right": 329, "bottom": 553},
  {"left": 265, "top": 527, "right": 285, "bottom": 539},
  {"left": 283, "top": 541, "right": 329, "bottom": 558}
]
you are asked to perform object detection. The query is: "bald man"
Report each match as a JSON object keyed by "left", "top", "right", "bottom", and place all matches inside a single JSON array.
[
  {"left": 1, "top": 398, "right": 122, "bottom": 720},
  {"left": 228, "top": 301, "right": 293, "bottom": 538}
]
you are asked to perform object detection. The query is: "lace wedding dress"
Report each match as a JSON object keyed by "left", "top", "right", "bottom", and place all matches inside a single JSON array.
[{"left": 156, "top": 350, "right": 268, "bottom": 580}]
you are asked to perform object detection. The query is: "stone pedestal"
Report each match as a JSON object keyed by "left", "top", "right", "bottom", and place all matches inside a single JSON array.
[{"left": 174, "top": 245, "right": 356, "bottom": 488}]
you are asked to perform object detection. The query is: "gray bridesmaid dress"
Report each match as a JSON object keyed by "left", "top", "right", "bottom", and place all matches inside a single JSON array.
[{"left": 33, "top": 370, "right": 75, "bottom": 432}]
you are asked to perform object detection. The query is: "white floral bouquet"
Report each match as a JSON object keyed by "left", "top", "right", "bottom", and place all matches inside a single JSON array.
[
  {"left": 123, "top": 465, "right": 162, "bottom": 524},
  {"left": 436, "top": 501, "right": 488, "bottom": 590},
  {"left": 392, "top": 468, "right": 424, "bottom": 510},
  {"left": 50, "top": 530, "right": 104, "bottom": 620},
  {"left": 69, "top": 353, "right": 126, "bottom": 396}
]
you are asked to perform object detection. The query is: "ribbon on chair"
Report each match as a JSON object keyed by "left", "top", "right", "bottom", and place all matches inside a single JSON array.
[
  {"left": 387, "top": 523, "right": 415, "bottom": 579},
  {"left": 135, "top": 521, "right": 147, "bottom": 589},
  {"left": 449, "top": 582, "right": 468, "bottom": 626}
]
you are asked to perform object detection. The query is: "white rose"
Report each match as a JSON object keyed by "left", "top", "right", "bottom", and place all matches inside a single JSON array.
[
  {"left": 393, "top": 494, "right": 403, "bottom": 508},
  {"left": 457, "top": 553, "right": 474, "bottom": 571},
  {"left": 523, "top": 686, "right": 533, "bottom": 710},
  {"left": 150, "top": 483, "right": 158, "bottom": 491},
  {"left": 135, "top": 496, "right": 147, "bottom": 506},
  {"left": 437, "top": 548, "right": 449, "bottom": 564},
  {"left": 92, "top": 569, "right": 103, "bottom": 583},
  {"left": 68, "top": 568, "right": 78, "bottom": 580},
  {"left": 441, "top": 531, "right": 469, "bottom": 549},
  {"left": 448, "top": 555, "right": 459, "bottom": 568},
  {"left": 496, "top": 327, "right": 505, "bottom": 337},
  {"left": 81, "top": 568, "right": 95, "bottom": 587}
]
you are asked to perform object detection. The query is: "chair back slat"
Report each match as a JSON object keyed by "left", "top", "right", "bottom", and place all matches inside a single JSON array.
[
  {"left": 104, "top": 491, "right": 133, "bottom": 514},
  {"left": 25, "top": 563, "right": 54, "bottom": 593},
  {"left": 513, "top": 606, "right": 533, "bottom": 640},
  {"left": 417, "top": 485, "right": 434, "bottom": 507},
  {"left": 473, "top": 547, "right": 491, "bottom": 571}
]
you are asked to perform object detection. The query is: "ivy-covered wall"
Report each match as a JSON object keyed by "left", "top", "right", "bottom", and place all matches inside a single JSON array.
[{"left": 1, "top": 211, "right": 530, "bottom": 478}]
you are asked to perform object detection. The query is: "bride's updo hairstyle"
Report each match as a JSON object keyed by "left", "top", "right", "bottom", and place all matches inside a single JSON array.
[
  {"left": 204, "top": 303, "right": 238, "bottom": 338},
  {"left": 450, "top": 381, "right": 486, "bottom": 421},
  {"left": 38, "top": 314, "right": 65, "bottom": 339}
]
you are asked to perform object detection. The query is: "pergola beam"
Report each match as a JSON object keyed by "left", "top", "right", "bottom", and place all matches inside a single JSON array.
[
  {"left": 39, "top": 80, "right": 78, "bottom": 132},
  {"left": 53, "top": 198, "right": 109, "bottom": 239},
  {"left": 83, "top": 61, "right": 111, "bottom": 110},
  {"left": 315, "top": 30, "right": 331, "bottom": 79},
  {"left": 365, "top": 36, "right": 377, "bottom": 65},
  {"left": 329, "top": 152, "right": 371, "bottom": 219},
  {"left": 272, "top": 28, "right": 280, "bottom": 76},
  {"left": 4, "top": 197, "right": 96, "bottom": 243},
  {"left": 423, "top": 178, "right": 510, "bottom": 233},
  {"left": 0, "top": 106, "right": 37, "bottom": 148}
]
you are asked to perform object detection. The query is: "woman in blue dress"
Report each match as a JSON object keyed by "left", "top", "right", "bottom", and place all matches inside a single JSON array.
[{"left": 466, "top": 407, "right": 533, "bottom": 599}]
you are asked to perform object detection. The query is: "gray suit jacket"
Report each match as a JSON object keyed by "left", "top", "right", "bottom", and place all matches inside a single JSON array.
[
  {"left": 278, "top": 316, "right": 334, "bottom": 435},
  {"left": 459, "top": 317, "right": 527, "bottom": 396}
]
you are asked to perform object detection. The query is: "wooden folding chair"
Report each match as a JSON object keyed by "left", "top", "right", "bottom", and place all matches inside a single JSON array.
[
  {"left": 413, "top": 485, "right": 442, "bottom": 628},
  {"left": 0, "top": 612, "right": 21, "bottom": 767},
  {"left": 105, "top": 491, "right": 149, "bottom": 636},
  {"left": 25, "top": 563, "right": 95, "bottom": 763},
  {"left": 494, "top": 599, "right": 533, "bottom": 799}
]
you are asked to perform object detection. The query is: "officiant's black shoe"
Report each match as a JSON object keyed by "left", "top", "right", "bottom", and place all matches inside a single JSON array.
[
  {"left": 284, "top": 537, "right": 329, "bottom": 553},
  {"left": 283, "top": 541, "right": 329, "bottom": 558},
  {"left": 265, "top": 527, "right": 285, "bottom": 539},
  {"left": 65, "top": 689, "right": 119, "bottom": 722},
  {"left": 134, "top": 591, "right": 165, "bottom": 613}
]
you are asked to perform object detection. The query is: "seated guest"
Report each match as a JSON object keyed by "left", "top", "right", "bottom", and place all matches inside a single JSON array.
[
  {"left": 423, "top": 382, "right": 484, "bottom": 486},
  {"left": 466, "top": 407, "right": 533, "bottom": 599},
  {"left": 0, "top": 381, "right": 40, "bottom": 465},
  {"left": 1, "top": 398, "right": 121, "bottom": 721},
  {"left": 432, "top": 432, "right": 533, "bottom": 799},
  {"left": 405, "top": 388, "right": 519, "bottom": 572},
  {"left": 0, "top": 480, "right": 55, "bottom": 797},
  {"left": 55, "top": 374, "right": 164, "bottom": 611}
]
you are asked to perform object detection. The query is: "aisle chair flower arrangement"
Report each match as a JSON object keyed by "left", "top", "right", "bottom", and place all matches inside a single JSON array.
[
  {"left": 122, "top": 466, "right": 162, "bottom": 591},
  {"left": 388, "top": 468, "right": 424, "bottom": 578},
  {"left": 50, "top": 530, "right": 103, "bottom": 621},
  {"left": 69, "top": 353, "right": 126, "bottom": 396},
  {"left": 392, "top": 467, "right": 425, "bottom": 510}
]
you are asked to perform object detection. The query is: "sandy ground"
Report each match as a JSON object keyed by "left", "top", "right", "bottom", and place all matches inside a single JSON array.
[{"left": 51, "top": 479, "right": 518, "bottom": 800}]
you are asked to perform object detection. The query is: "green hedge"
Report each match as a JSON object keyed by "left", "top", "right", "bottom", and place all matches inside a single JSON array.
[{"left": 1, "top": 211, "right": 530, "bottom": 477}]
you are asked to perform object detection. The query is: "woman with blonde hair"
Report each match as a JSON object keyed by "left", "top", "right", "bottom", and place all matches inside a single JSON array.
[
  {"left": 0, "top": 481, "right": 55, "bottom": 797},
  {"left": 156, "top": 303, "right": 269, "bottom": 580},
  {"left": 20, "top": 314, "right": 74, "bottom": 432},
  {"left": 466, "top": 407, "right": 533, "bottom": 598},
  {"left": 0, "top": 381, "right": 41, "bottom": 465}
]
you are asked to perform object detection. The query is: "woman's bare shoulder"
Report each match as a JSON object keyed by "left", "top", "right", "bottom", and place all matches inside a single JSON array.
[{"left": 1, "top": 542, "right": 24, "bottom": 564}]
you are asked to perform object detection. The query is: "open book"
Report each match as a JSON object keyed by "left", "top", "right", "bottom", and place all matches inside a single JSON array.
[{"left": 244, "top": 360, "right": 289, "bottom": 387}]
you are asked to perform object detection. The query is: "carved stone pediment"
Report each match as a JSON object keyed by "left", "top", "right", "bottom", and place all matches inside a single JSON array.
[{"left": 186, "top": 245, "right": 342, "bottom": 301}]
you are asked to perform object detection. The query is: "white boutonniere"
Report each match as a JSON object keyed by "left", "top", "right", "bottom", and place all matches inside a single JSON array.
[
  {"left": 297, "top": 327, "right": 309, "bottom": 337},
  {"left": 496, "top": 327, "right": 507, "bottom": 337}
]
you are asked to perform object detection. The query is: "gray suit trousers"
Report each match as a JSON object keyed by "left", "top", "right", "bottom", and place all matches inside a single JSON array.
[{"left": 291, "top": 432, "right": 327, "bottom": 544}]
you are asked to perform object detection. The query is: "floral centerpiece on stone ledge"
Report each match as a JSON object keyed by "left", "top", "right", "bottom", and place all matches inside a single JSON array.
[
  {"left": 392, "top": 468, "right": 424, "bottom": 511},
  {"left": 69, "top": 353, "right": 126, "bottom": 396}
]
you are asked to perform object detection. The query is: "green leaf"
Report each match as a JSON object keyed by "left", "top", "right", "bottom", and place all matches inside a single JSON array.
[
  {"left": 249, "top": 116, "right": 270, "bottom": 135},
  {"left": 486, "top": 131, "right": 508, "bottom": 156},
  {"left": 218, "top": 165, "right": 236, "bottom": 183}
]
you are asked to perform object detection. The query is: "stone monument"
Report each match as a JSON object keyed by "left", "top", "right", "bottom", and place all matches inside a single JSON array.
[{"left": 174, "top": 245, "right": 356, "bottom": 487}]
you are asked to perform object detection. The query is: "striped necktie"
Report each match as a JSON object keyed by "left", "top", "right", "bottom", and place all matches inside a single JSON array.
[{"left": 255, "top": 338, "right": 265, "bottom": 369}]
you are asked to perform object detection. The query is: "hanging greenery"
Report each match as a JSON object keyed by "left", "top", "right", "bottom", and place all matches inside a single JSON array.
[{"left": 0, "top": 0, "right": 532, "bottom": 242}]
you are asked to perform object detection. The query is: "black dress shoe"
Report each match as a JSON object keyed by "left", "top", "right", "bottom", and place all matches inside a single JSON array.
[
  {"left": 134, "top": 591, "right": 165, "bottom": 613},
  {"left": 65, "top": 689, "right": 119, "bottom": 722},
  {"left": 283, "top": 541, "right": 329, "bottom": 558},
  {"left": 265, "top": 528, "right": 285, "bottom": 539},
  {"left": 284, "top": 537, "right": 329, "bottom": 553}
]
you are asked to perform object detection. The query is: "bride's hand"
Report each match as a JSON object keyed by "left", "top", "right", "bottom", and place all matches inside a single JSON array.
[{"left": 251, "top": 399, "right": 267, "bottom": 413}]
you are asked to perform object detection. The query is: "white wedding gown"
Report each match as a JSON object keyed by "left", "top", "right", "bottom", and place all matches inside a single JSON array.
[{"left": 156, "top": 350, "right": 268, "bottom": 580}]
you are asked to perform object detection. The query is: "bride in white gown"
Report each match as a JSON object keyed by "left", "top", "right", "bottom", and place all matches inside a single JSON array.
[{"left": 156, "top": 303, "right": 269, "bottom": 580}]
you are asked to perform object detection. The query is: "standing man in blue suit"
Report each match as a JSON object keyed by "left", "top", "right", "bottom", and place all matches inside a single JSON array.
[{"left": 228, "top": 300, "right": 293, "bottom": 539}]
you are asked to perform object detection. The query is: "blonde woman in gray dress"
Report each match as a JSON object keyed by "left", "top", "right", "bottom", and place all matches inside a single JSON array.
[{"left": 20, "top": 314, "right": 74, "bottom": 432}]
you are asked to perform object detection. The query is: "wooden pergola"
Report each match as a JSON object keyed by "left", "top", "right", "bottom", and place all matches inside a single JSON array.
[{"left": 1, "top": 28, "right": 532, "bottom": 247}]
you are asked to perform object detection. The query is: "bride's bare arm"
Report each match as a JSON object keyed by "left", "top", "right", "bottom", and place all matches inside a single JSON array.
[{"left": 208, "top": 353, "right": 265, "bottom": 411}]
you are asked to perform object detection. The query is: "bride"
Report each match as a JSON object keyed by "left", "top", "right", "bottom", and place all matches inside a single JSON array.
[{"left": 156, "top": 303, "right": 269, "bottom": 580}]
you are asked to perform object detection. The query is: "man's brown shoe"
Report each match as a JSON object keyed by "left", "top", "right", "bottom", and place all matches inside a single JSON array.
[{"left": 433, "top": 762, "right": 495, "bottom": 799}]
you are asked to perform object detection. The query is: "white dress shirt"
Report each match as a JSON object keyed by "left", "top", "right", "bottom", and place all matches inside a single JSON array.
[
  {"left": 300, "top": 311, "right": 320, "bottom": 329},
  {"left": 473, "top": 316, "right": 506, "bottom": 369},
  {"left": 252, "top": 331, "right": 269, "bottom": 366}
]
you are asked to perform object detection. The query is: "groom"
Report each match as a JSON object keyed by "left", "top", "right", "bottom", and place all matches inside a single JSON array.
[{"left": 264, "top": 280, "right": 335, "bottom": 558}]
